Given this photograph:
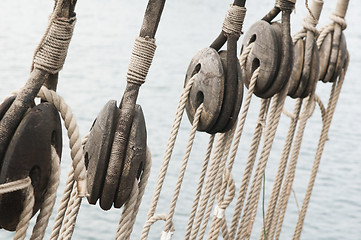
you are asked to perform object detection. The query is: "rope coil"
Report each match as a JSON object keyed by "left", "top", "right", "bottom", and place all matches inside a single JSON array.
[
  {"left": 222, "top": 5, "right": 247, "bottom": 36},
  {"left": 33, "top": 17, "right": 76, "bottom": 74},
  {"left": 126, "top": 36, "right": 157, "bottom": 86}
]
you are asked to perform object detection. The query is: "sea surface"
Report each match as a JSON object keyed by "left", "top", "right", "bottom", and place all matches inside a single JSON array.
[{"left": 0, "top": 0, "right": 360, "bottom": 239}]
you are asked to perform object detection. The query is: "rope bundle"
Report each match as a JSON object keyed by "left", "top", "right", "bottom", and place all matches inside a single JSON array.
[{"left": 222, "top": 5, "right": 247, "bottom": 36}]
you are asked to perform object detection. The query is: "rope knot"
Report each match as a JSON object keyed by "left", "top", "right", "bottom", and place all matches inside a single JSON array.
[
  {"left": 33, "top": 16, "right": 76, "bottom": 74},
  {"left": 126, "top": 36, "right": 157, "bottom": 86},
  {"left": 329, "top": 13, "right": 347, "bottom": 30},
  {"left": 275, "top": 0, "right": 296, "bottom": 11},
  {"left": 222, "top": 4, "right": 247, "bottom": 37}
]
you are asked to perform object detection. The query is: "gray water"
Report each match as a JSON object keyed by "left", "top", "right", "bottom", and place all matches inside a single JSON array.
[{"left": 0, "top": 0, "right": 360, "bottom": 239}]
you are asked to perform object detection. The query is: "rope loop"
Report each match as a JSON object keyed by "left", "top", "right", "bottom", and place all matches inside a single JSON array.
[
  {"left": 33, "top": 16, "right": 76, "bottom": 74},
  {"left": 329, "top": 13, "right": 347, "bottom": 30},
  {"left": 222, "top": 4, "right": 247, "bottom": 37},
  {"left": 126, "top": 36, "right": 157, "bottom": 86},
  {"left": 275, "top": 0, "right": 296, "bottom": 11}
]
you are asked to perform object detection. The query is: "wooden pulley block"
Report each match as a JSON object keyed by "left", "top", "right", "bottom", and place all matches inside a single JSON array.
[
  {"left": 318, "top": 32, "right": 332, "bottom": 81},
  {"left": 329, "top": 33, "right": 347, "bottom": 82},
  {"left": 207, "top": 50, "right": 243, "bottom": 134},
  {"left": 185, "top": 48, "right": 225, "bottom": 132},
  {"left": 114, "top": 104, "right": 146, "bottom": 208},
  {"left": 288, "top": 39, "right": 305, "bottom": 97},
  {"left": 0, "top": 102, "right": 62, "bottom": 231},
  {"left": 241, "top": 20, "right": 280, "bottom": 97},
  {"left": 85, "top": 100, "right": 119, "bottom": 206},
  {"left": 85, "top": 101, "right": 147, "bottom": 210},
  {"left": 289, "top": 40, "right": 320, "bottom": 98},
  {"left": 302, "top": 41, "right": 320, "bottom": 98}
]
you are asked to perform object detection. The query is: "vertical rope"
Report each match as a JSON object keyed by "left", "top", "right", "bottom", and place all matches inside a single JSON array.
[
  {"left": 14, "top": 183, "right": 35, "bottom": 240},
  {"left": 260, "top": 98, "right": 303, "bottom": 239},
  {"left": 292, "top": 58, "right": 348, "bottom": 240},
  {"left": 185, "top": 135, "right": 215, "bottom": 240},
  {"left": 229, "top": 99, "right": 270, "bottom": 239}
]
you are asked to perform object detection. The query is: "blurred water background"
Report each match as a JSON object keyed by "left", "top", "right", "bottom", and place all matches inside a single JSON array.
[{"left": 0, "top": 0, "right": 360, "bottom": 239}]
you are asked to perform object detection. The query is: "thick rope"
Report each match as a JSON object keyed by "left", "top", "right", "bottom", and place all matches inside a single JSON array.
[
  {"left": 126, "top": 37, "right": 157, "bottom": 86},
  {"left": 115, "top": 147, "right": 152, "bottom": 240},
  {"left": 0, "top": 177, "right": 31, "bottom": 194},
  {"left": 37, "top": 86, "right": 87, "bottom": 197},
  {"left": 30, "top": 146, "right": 61, "bottom": 240},
  {"left": 293, "top": 57, "right": 348, "bottom": 240},
  {"left": 222, "top": 4, "right": 247, "bottom": 36}
]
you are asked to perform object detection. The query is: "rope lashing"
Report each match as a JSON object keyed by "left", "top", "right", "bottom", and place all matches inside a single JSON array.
[
  {"left": 33, "top": 17, "right": 76, "bottom": 74},
  {"left": 126, "top": 37, "right": 157, "bottom": 86},
  {"left": 276, "top": 0, "right": 296, "bottom": 11},
  {"left": 222, "top": 4, "right": 247, "bottom": 36}
]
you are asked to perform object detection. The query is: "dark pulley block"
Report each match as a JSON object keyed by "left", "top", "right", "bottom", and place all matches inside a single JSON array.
[
  {"left": 288, "top": 39, "right": 305, "bottom": 97},
  {"left": 207, "top": 50, "right": 243, "bottom": 134},
  {"left": 318, "top": 33, "right": 332, "bottom": 82},
  {"left": 241, "top": 20, "right": 280, "bottom": 97},
  {"left": 114, "top": 104, "right": 147, "bottom": 208},
  {"left": 85, "top": 100, "right": 119, "bottom": 206},
  {"left": 330, "top": 33, "right": 347, "bottom": 82},
  {"left": 184, "top": 48, "right": 225, "bottom": 132},
  {"left": 0, "top": 102, "right": 62, "bottom": 231},
  {"left": 301, "top": 41, "right": 320, "bottom": 98}
]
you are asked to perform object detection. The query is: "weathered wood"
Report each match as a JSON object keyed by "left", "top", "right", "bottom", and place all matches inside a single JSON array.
[
  {"left": 323, "top": 24, "right": 342, "bottom": 83},
  {"left": 261, "top": 11, "right": 293, "bottom": 98},
  {"left": 0, "top": 103, "right": 62, "bottom": 231},
  {"left": 115, "top": 105, "right": 147, "bottom": 208},
  {"left": 242, "top": 20, "right": 280, "bottom": 96},
  {"left": 318, "top": 32, "right": 332, "bottom": 81},
  {"left": 331, "top": 33, "right": 347, "bottom": 82},
  {"left": 185, "top": 48, "right": 224, "bottom": 132},
  {"left": 85, "top": 100, "right": 118, "bottom": 208},
  {"left": 288, "top": 39, "right": 304, "bottom": 97}
]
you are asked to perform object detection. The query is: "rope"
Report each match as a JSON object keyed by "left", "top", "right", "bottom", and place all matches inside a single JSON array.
[
  {"left": 37, "top": 86, "right": 87, "bottom": 197},
  {"left": 140, "top": 215, "right": 174, "bottom": 240},
  {"left": 0, "top": 177, "right": 31, "bottom": 194},
  {"left": 145, "top": 73, "right": 198, "bottom": 221},
  {"left": 33, "top": 17, "right": 76, "bottom": 74},
  {"left": 293, "top": 57, "right": 348, "bottom": 240},
  {"left": 222, "top": 4, "right": 247, "bottom": 36},
  {"left": 14, "top": 182, "right": 34, "bottom": 240},
  {"left": 30, "top": 146, "right": 61, "bottom": 240},
  {"left": 163, "top": 104, "right": 204, "bottom": 232},
  {"left": 261, "top": 98, "right": 303, "bottom": 239},
  {"left": 115, "top": 147, "right": 152, "bottom": 240},
  {"left": 126, "top": 37, "right": 157, "bottom": 86},
  {"left": 237, "top": 84, "right": 289, "bottom": 240}
]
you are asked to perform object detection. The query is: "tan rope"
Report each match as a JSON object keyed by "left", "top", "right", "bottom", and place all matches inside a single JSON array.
[
  {"left": 115, "top": 148, "right": 152, "bottom": 240},
  {"left": 189, "top": 133, "right": 228, "bottom": 239},
  {"left": 30, "top": 146, "right": 61, "bottom": 240},
  {"left": 276, "top": 0, "right": 296, "bottom": 11},
  {"left": 145, "top": 73, "right": 198, "bottom": 221},
  {"left": 33, "top": 17, "right": 76, "bottom": 74},
  {"left": 229, "top": 98, "right": 269, "bottom": 239},
  {"left": 140, "top": 214, "right": 174, "bottom": 240},
  {"left": 269, "top": 95, "right": 316, "bottom": 240},
  {"left": 163, "top": 104, "right": 204, "bottom": 233},
  {"left": 14, "top": 182, "right": 35, "bottom": 240},
  {"left": 237, "top": 85, "right": 289, "bottom": 240},
  {"left": 37, "top": 86, "right": 87, "bottom": 197},
  {"left": 126, "top": 37, "right": 157, "bottom": 86},
  {"left": 222, "top": 4, "right": 247, "bottom": 36},
  {"left": 293, "top": 57, "right": 348, "bottom": 240},
  {"left": 185, "top": 135, "right": 215, "bottom": 240},
  {"left": 260, "top": 98, "right": 303, "bottom": 239},
  {"left": 0, "top": 177, "right": 31, "bottom": 194}
]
